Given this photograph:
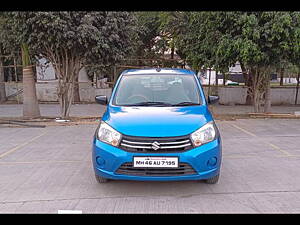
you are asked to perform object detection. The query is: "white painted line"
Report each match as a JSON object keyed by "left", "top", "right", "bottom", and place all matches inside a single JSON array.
[
  {"left": 58, "top": 210, "right": 82, "bottom": 214},
  {"left": 225, "top": 121, "right": 292, "bottom": 157},
  {"left": 0, "top": 132, "right": 48, "bottom": 159}
]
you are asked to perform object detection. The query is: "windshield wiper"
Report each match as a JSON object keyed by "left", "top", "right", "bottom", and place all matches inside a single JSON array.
[
  {"left": 171, "top": 101, "right": 200, "bottom": 106},
  {"left": 124, "top": 101, "right": 173, "bottom": 106}
]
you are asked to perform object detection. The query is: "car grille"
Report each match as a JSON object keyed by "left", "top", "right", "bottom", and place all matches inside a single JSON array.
[
  {"left": 119, "top": 135, "right": 193, "bottom": 153},
  {"left": 116, "top": 162, "right": 197, "bottom": 177}
]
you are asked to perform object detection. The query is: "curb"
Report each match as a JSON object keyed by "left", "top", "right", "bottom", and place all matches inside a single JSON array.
[
  {"left": 248, "top": 113, "right": 300, "bottom": 119},
  {"left": 0, "top": 116, "right": 101, "bottom": 128},
  {"left": 213, "top": 113, "right": 300, "bottom": 120}
]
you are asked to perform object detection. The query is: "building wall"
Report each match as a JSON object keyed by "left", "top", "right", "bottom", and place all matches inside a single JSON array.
[
  {"left": 217, "top": 86, "right": 248, "bottom": 105},
  {"left": 4, "top": 83, "right": 300, "bottom": 105}
]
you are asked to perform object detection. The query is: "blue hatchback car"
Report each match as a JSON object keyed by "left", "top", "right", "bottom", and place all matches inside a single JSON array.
[{"left": 92, "top": 68, "right": 222, "bottom": 184}]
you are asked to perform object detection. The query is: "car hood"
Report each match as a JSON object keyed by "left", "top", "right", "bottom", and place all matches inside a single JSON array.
[{"left": 102, "top": 105, "right": 213, "bottom": 137}]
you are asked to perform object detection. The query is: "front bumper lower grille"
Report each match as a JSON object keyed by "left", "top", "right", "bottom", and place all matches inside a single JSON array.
[
  {"left": 119, "top": 135, "right": 193, "bottom": 153},
  {"left": 116, "top": 162, "right": 197, "bottom": 177}
]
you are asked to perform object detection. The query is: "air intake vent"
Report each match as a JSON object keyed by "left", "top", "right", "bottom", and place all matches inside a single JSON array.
[{"left": 116, "top": 162, "right": 197, "bottom": 176}]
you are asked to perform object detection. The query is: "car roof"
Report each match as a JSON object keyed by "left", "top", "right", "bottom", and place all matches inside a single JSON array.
[{"left": 121, "top": 68, "right": 195, "bottom": 75}]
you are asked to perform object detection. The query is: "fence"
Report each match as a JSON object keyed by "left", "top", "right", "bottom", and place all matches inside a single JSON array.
[{"left": 1, "top": 55, "right": 299, "bottom": 105}]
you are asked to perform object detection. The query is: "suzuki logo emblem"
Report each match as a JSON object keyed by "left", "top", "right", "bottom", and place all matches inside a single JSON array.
[{"left": 151, "top": 141, "right": 160, "bottom": 150}]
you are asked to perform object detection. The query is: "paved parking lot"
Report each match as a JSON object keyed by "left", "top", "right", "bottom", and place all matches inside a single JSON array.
[{"left": 0, "top": 118, "right": 300, "bottom": 213}]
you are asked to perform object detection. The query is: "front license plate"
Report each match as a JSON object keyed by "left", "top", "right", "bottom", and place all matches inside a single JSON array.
[{"left": 133, "top": 156, "right": 179, "bottom": 168}]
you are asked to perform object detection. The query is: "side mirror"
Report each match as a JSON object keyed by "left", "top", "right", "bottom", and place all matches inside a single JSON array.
[
  {"left": 95, "top": 95, "right": 108, "bottom": 105},
  {"left": 208, "top": 95, "right": 219, "bottom": 105}
]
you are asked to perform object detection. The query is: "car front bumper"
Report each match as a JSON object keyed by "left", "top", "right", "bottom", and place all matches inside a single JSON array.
[{"left": 92, "top": 137, "right": 222, "bottom": 181}]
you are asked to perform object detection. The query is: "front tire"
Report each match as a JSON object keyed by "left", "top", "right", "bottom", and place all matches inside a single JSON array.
[
  {"left": 205, "top": 174, "right": 219, "bottom": 184},
  {"left": 95, "top": 174, "right": 109, "bottom": 183}
]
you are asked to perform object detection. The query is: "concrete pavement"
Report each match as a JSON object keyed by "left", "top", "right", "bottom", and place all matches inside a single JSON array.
[{"left": 0, "top": 119, "right": 300, "bottom": 213}]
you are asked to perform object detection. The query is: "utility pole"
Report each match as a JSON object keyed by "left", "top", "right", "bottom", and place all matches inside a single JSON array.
[
  {"left": 295, "top": 73, "right": 300, "bottom": 105},
  {"left": 208, "top": 68, "right": 211, "bottom": 96}
]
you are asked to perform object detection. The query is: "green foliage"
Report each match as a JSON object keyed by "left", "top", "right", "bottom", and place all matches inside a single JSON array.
[
  {"left": 130, "top": 11, "right": 162, "bottom": 61},
  {"left": 171, "top": 11, "right": 300, "bottom": 74},
  {"left": 2, "top": 12, "right": 136, "bottom": 67},
  {"left": 158, "top": 11, "right": 188, "bottom": 55},
  {"left": 128, "top": 11, "right": 187, "bottom": 67}
]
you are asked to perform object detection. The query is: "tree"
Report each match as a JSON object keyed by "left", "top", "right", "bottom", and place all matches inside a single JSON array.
[
  {"left": 236, "top": 12, "right": 296, "bottom": 112},
  {"left": 0, "top": 16, "right": 7, "bottom": 103},
  {"left": 1, "top": 13, "right": 41, "bottom": 116},
  {"left": 174, "top": 11, "right": 297, "bottom": 113},
  {"left": 3, "top": 12, "right": 136, "bottom": 119},
  {"left": 0, "top": 49, "right": 6, "bottom": 103},
  {"left": 287, "top": 12, "right": 300, "bottom": 105}
]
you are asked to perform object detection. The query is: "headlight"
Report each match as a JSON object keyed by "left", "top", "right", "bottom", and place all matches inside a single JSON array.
[
  {"left": 97, "top": 121, "right": 121, "bottom": 146},
  {"left": 190, "top": 121, "right": 216, "bottom": 147}
]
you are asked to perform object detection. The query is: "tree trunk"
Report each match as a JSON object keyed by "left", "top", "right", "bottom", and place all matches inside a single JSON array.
[
  {"left": 170, "top": 43, "right": 174, "bottom": 60},
  {"left": 56, "top": 58, "right": 81, "bottom": 119},
  {"left": 73, "top": 75, "right": 80, "bottom": 103},
  {"left": 22, "top": 66, "right": 41, "bottom": 118},
  {"left": 45, "top": 45, "right": 82, "bottom": 119},
  {"left": 0, "top": 57, "right": 6, "bottom": 103},
  {"left": 279, "top": 67, "right": 284, "bottom": 86},
  {"left": 252, "top": 75, "right": 259, "bottom": 112},
  {"left": 241, "top": 62, "right": 253, "bottom": 105},
  {"left": 215, "top": 72, "right": 219, "bottom": 95},
  {"left": 208, "top": 68, "right": 211, "bottom": 96},
  {"left": 21, "top": 43, "right": 40, "bottom": 118},
  {"left": 253, "top": 90, "right": 259, "bottom": 113},
  {"left": 251, "top": 67, "right": 272, "bottom": 113},
  {"left": 251, "top": 67, "right": 262, "bottom": 113},
  {"left": 58, "top": 78, "right": 75, "bottom": 119},
  {"left": 264, "top": 76, "right": 271, "bottom": 113}
]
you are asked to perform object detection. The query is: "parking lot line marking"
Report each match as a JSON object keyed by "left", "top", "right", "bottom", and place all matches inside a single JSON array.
[
  {"left": 226, "top": 121, "right": 292, "bottom": 157},
  {"left": 223, "top": 155, "right": 256, "bottom": 159},
  {"left": 267, "top": 143, "right": 293, "bottom": 156},
  {"left": 229, "top": 123, "right": 257, "bottom": 137},
  {"left": 0, "top": 132, "right": 47, "bottom": 159},
  {"left": 276, "top": 154, "right": 300, "bottom": 158},
  {"left": 0, "top": 160, "right": 86, "bottom": 165}
]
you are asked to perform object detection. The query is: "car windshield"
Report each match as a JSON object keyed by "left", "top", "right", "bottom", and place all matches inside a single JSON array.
[{"left": 113, "top": 74, "right": 202, "bottom": 106}]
